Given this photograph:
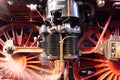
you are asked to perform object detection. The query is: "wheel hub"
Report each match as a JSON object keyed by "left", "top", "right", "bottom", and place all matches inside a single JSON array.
[{"left": 7, "top": 56, "right": 27, "bottom": 73}]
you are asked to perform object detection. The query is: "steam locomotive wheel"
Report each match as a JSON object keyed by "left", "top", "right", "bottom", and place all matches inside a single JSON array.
[
  {"left": 74, "top": 26, "right": 120, "bottom": 80},
  {"left": 78, "top": 27, "right": 110, "bottom": 54},
  {"left": 0, "top": 23, "right": 57, "bottom": 80},
  {"left": 74, "top": 53, "right": 120, "bottom": 80}
]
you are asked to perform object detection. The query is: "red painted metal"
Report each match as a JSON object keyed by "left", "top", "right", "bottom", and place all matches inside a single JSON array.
[
  {"left": 78, "top": 54, "right": 120, "bottom": 80},
  {"left": 0, "top": 23, "right": 62, "bottom": 80},
  {"left": 78, "top": 15, "right": 112, "bottom": 54},
  {"left": 75, "top": 19, "right": 120, "bottom": 80}
]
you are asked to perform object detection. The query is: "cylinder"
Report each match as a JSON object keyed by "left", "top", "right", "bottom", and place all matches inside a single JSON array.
[
  {"left": 63, "top": 33, "right": 78, "bottom": 56},
  {"left": 43, "top": 33, "right": 78, "bottom": 59},
  {"left": 43, "top": 33, "right": 60, "bottom": 56}
]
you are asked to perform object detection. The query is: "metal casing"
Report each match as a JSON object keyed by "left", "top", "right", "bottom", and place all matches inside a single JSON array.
[{"left": 46, "top": 0, "right": 79, "bottom": 19}]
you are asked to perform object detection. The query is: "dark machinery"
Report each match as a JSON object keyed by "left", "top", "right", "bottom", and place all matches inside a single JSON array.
[{"left": 0, "top": 0, "right": 120, "bottom": 80}]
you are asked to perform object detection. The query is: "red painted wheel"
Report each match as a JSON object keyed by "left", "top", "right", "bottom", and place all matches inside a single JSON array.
[
  {"left": 74, "top": 53, "right": 120, "bottom": 80},
  {"left": 78, "top": 27, "right": 110, "bottom": 54},
  {"left": 0, "top": 23, "right": 59, "bottom": 80},
  {"left": 74, "top": 25, "right": 120, "bottom": 80}
]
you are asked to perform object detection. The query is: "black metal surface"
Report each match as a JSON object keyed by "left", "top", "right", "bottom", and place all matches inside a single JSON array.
[
  {"left": 63, "top": 33, "right": 78, "bottom": 56},
  {"left": 43, "top": 33, "right": 78, "bottom": 58},
  {"left": 43, "top": 33, "right": 60, "bottom": 56}
]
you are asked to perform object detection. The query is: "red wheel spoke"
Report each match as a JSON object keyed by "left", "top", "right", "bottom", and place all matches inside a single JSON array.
[
  {"left": 20, "top": 72, "right": 24, "bottom": 80},
  {"left": 106, "top": 73, "right": 114, "bottom": 80},
  {"left": 0, "top": 67, "right": 7, "bottom": 72},
  {"left": 25, "top": 29, "right": 33, "bottom": 47},
  {"left": 25, "top": 68, "right": 43, "bottom": 80},
  {"left": 82, "top": 68, "right": 110, "bottom": 80},
  {"left": 7, "top": 72, "right": 13, "bottom": 79},
  {"left": 1, "top": 70, "right": 10, "bottom": 79},
  {"left": 13, "top": 73, "right": 16, "bottom": 80},
  {"left": 12, "top": 29, "right": 16, "bottom": 40},
  {"left": 113, "top": 75, "right": 118, "bottom": 80},
  {"left": 118, "top": 76, "right": 120, "bottom": 80},
  {"left": 80, "top": 57, "right": 106, "bottom": 62},
  {"left": 0, "top": 38, "right": 5, "bottom": 46},
  {"left": 23, "top": 71, "right": 32, "bottom": 80},
  {"left": 80, "top": 63, "right": 108, "bottom": 70},
  {"left": 88, "top": 37, "right": 97, "bottom": 45},
  {"left": 16, "top": 28, "right": 23, "bottom": 46},
  {"left": 114, "top": 26, "right": 119, "bottom": 36},
  {"left": 27, "top": 55, "right": 38, "bottom": 60},
  {"left": 17, "top": 73, "right": 20, "bottom": 80},
  {"left": 97, "top": 71, "right": 112, "bottom": 80},
  {"left": 27, "top": 65, "right": 54, "bottom": 74},
  {"left": 95, "top": 31, "right": 101, "bottom": 39},
  {"left": 3, "top": 32, "right": 9, "bottom": 40}
]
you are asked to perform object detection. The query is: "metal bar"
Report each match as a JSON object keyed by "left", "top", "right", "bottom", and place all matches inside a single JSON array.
[{"left": 14, "top": 47, "right": 44, "bottom": 53}]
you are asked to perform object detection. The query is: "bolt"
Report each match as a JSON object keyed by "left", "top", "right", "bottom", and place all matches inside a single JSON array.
[
  {"left": 5, "top": 47, "right": 14, "bottom": 55},
  {"left": 68, "top": 54, "right": 72, "bottom": 56},
  {"left": 112, "top": 46, "right": 115, "bottom": 50},
  {"left": 111, "top": 52, "right": 115, "bottom": 57},
  {"left": 100, "top": 48, "right": 103, "bottom": 51}
]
